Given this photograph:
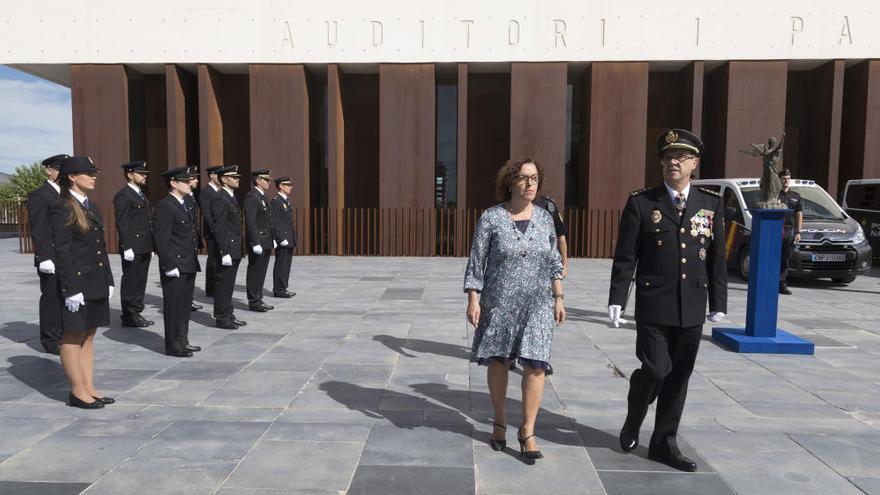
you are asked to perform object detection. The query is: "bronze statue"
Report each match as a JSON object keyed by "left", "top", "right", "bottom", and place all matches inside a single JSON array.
[{"left": 741, "top": 133, "right": 786, "bottom": 209}]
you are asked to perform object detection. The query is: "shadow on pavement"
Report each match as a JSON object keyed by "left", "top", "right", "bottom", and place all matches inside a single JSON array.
[
  {"left": 5, "top": 355, "right": 68, "bottom": 402},
  {"left": 372, "top": 335, "right": 470, "bottom": 359}
]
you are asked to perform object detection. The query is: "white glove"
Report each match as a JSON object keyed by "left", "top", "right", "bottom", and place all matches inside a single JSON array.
[
  {"left": 165, "top": 268, "right": 180, "bottom": 278},
  {"left": 273, "top": 240, "right": 278, "bottom": 249},
  {"left": 108, "top": 286, "right": 114, "bottom": 299},
  {"left": 65, "top": 293, "right": 85, "bottom": 313},
  {"left": 123, "top": 249, "right": 134, "bottom": 261},
  {"left": 280, "top": 239, "right": 289, "bottom": 247},
  {"left": 221, "top": 254, "right": 233, "bottom": 266},
  {"left": 608, "top": 305, "right": 628, "bottom": 328},
  {"left": 707, "top": 312, "right": 726, "bottom": 322},
  {"left": 38, "top": 260, "right": 56, "bottom": 274},
  {"left": 253, "top": 245, "right": 263, "bottom": 255}
]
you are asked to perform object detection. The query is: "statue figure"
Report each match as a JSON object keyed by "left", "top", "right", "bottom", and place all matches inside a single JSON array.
[{"left": 740, "top": 133, "right": 786, "bottom": 209}]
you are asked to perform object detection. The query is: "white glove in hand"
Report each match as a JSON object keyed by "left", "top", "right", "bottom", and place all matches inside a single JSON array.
[
  {"left": 280, "top": 239, "right": 289, "bottom": 247},
  {"left": 165, "top": 268, "right": 180, "bottom": 278},
  {"left": 65, "top": 293, "right": 85, "bottom": 313},
  {"left": 273, "top": 240, "right": 278, "bottom": 249},
  {"left": 253, "top": 245, "right": 263, "bottom": 255},
  {"left": 123, "top": 249, "right": 134, "bottom": 261},
  {"left": 108, "top": 286, "right": 114, "bottom": 299},
  {"left": 707, "top": 312, "right": 726, "bottom": 323},
  {"left": 38, "top": 260, "right": 55, "bottom": 274},
  {"left": 221, "top": 254, "right": 233, "bottom": 266},
  {"left": 608, "top": 305, "right": 628, "bottom": 328}
]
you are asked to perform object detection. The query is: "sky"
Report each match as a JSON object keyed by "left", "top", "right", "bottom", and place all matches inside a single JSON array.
[{"left": 0, "top": 65, "right": 72, "bottom": 174}]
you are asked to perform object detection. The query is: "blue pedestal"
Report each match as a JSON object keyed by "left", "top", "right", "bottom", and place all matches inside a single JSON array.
[{"left": 712, "top": 209, "right": 814, "bottom": 355}]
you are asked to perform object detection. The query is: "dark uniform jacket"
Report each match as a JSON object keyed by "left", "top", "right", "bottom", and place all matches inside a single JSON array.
[
  {"left": 270, "top": 194, "right": 297, "bottom": 248},
  {"left": 244, "top": 190, "right": 274, "bottom": 251},
  {"left": 211, "top": 189, "right": 244, "bottom": 260},
  {"left": 26, "top": 181, "right": 60, "bottom": 266},
  {"left": 535, "top": 196, "right": 568, "bottom": 238},
  {"left": 609, "top": 185, "right": 727, "bottom": 327},
  {"left": 50, "top": 197, "right": 114, "bottom": 299},
  {"left": 153, "top": 195, "right": 201, "bottom": 274},
  {"left": 184, "top": 193, "right": 204, "bottom": 249},
  {"left": 200, "top": 185, "right": 220, "bottom": 241},
  {"left": 113, "top": 184, "right": 153, "bottom": 254}
]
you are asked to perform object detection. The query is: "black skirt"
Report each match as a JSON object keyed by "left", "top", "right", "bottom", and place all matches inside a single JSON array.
[{"left": 61, "top": 297, "right": 110, "bottom": 333}]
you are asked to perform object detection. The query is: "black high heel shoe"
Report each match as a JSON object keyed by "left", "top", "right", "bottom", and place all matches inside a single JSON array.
[
  {"left": 490, "top": 422, "right": 507, "bottom": 451},
  {"left": 517, "top": 428, "right": 543, "bottom": 460},
  {"left": 68, "top": 393, "right": 104, "bottom": 409}
]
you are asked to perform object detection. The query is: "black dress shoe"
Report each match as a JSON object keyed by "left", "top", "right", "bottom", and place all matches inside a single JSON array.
[
  {"left": 136, "top": 315, "right": 156, "bottom": 326},
  {"left": 490, "top": 422, "right": 507, "bottom": 451},
  {"left": 166, "top": 349, "right": 194, "bottom": 357},
  {"left": 619, "top": 429, "right": 639, "bottom": 452},
  {"left": 232, "top": 317, "right": 247, "bottom": 326},
  {"left": 68, "top": 393, "right": 104, "bottom": 409},
  {"left": 43, "top": 346, "right": 60, "bottom": 355},
  {"left": 93, "top": 396, "right": 115, "bottom": 404},
  {"left": 272, "top": 291, "right": 294, "bottom": 298},
  {"left": 648, "top": 450, "right": 698, "bottom": 472},
  {"left": 517, "top": 428, "right": 543, "bottom": 460},
  {"left": 779, "top": 286, "right": 792, "bottom": 295},
  {"left": 121, "top": 316, "right": 150, "bottom": 328},
  {"left": 248, "top": 303, "right": 269, "bottom": 312},
  {"left": 191, "top": 303, "right": 204, "bottom": 311},
  {"left": 185, "top": 345, "right": 202, "bottom": 352},
  {"left": 216, "top": 319, "right": 239, "bottom": 330},
  {"left": 205, "top": 291, "right": 215, "bottom": 298}
]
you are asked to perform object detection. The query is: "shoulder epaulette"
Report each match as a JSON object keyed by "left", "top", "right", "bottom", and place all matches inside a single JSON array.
[
  {"left": 630, "top": 188, "right": 650, "bottom": 197},
  {"left": 699, "top": 187, "right": 721, "bottom": 197}
]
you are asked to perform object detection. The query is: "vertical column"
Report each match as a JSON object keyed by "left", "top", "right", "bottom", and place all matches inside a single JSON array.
[
  {"left": 510, "top": 63, "right": 568, "bottom": 204},
  {"left": 70, "top": 64, "right": 130, "bottom": 206},
  {"left": 379, "top": 64, "right": 435, "bottom": 208},
  {"left": 584, "top": 62, "right": 649, "bottom": 211},
  {"left": 327, "top": 65, "right": 344, "bottom": 255},
  {"left": 705, "top": 61, "right": 788, "bottom": 179},
  {"left": 804, "top": 61, "right": 845, "bottom": 196},
  {"left": 840, "top": 60, "right": 880, "bottom": 195},
  {"left": 143, "top": 75, "right": 168, "bottom": 203},
  {"left": 684, "top": 61, "right": 705, "bottom": 136},
  {"left": 166, "top": 65, "right": 199, "bottom": 168},
  {"left": 465, "top": 73, "right": 510, "bottom": 209},
  {"left": 198, "top": 64, "right": 223, "bottom": 185}
]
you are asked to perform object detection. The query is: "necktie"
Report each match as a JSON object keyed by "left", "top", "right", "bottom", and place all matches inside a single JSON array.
[
  {"left": 674, "top": 192, "right": 686, "bottom": 216},
  {"left": 83, "top": 198, "right": 90, "bottom": 209}
]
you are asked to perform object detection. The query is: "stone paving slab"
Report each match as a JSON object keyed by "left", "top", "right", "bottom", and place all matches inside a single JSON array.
[{"left": 0, "top": 238, "right": 878, "bottom": 494}]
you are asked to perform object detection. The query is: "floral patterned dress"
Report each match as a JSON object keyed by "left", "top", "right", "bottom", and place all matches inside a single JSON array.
[{"left": 464, "top": 203, "right": 564, "bottom": 373}]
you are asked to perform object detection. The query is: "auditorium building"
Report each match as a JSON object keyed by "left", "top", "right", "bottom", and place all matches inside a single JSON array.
[{"left": 4, "top": 1, "right": 879, "bottom": 256}]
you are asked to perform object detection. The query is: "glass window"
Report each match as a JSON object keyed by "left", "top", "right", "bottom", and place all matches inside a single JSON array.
[
  {"left": 723, "top": 187, "right": 744, "bottom": 224},
  {"left": 741, "top": 186, "right": 845, "bottom": 220},
  {"left": 845, "top": 183, "right": 880, "bottom": 211},
  {"left": 435, "top": 83, "right": 457, "bottom": 208}
]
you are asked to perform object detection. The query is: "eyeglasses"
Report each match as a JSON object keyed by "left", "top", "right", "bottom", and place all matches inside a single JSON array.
[
  {"left": 662, "top": 154, "right": 697, "bottom": 164},
  {"left": 516, "top": 174, "right": 540, "bottom": 185}
]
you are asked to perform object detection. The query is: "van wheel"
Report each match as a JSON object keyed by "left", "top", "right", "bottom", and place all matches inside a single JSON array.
[
  {"left": 831, "top": 275, "right": 856, "bottom": 284},
  {"left": 739, "top": 249, "right": 750, "bottom": 281}
]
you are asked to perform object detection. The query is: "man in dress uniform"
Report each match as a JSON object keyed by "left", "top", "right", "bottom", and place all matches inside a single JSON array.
[
  {"left": 244, "top": 169, "right": 276, "bottom": 312},
  {"left": 608, "top": 129, "right": 727, "bottom": 472},
  {"left": 200, "top": 166, "right": 223, "bottom": 297},
  {"left": 210, "top": 166, "right": 248, "bottom": 329},
  {"left": 534, "top": 194, "right": 569, "bottom": 278},
  {"left": 270, "top": 177, "right": 296, "bottom": 298},
  {"left": 153, "top": 167, "right": 202, "bottom": 357},
  {"left": 777, "top": 169, "right": 803, "bottom": 295},
  {"left": 113, "top": 161, "right": 155, "bottom": 328},
  {"left": 185, "top": 166, "right": 204, "bottom": 311},
  {"left": 27, "top": 153, "right": 69, "bottom": 354}
]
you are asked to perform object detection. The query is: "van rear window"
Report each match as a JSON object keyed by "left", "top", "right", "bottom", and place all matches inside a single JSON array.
[{"left": 845, "top": 184, "right": 880, "bottom": 211}]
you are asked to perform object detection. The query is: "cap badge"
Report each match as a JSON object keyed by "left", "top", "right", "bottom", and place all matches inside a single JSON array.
[{"left": 665, "top": 130, "right": 678, "bottom": 144}]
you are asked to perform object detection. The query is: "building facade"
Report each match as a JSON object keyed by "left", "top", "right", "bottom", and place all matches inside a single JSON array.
[{"left": 4, "top": 1, "right": 880, "bottom": 255}]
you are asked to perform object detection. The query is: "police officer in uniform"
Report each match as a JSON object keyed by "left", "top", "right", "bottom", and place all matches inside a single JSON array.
[
  {"left": 211, "top": 166, "right": 247, "bottom": 329},
  {"left": 113, "top": 161, "right": 155, "bottom": 327},
  {"left": 270, "top": 177, "right": 296, "bottom": 298},
  {"left": 185, "top": 166, "right": 204, "bottom": 311},
  {"left": 153, "top": 167, "right": 202, "bottom": 357},
  {"left": 244, "top": 169, "right": 275, "bottom": 312},
  {"left": 534, "top": 194, "right": 569, "bottom": 277},
  {"left": 777, "top": 169, "right": 803, "bottom": 295},
  {"left": 608, "top": 129, "right": 727, "bottom": 472},
  {"left": 200, "top": 166, "right": 223, "bottom": 297},
  {"left": 27, "top": 153, "right": 69, "bottom": 354}
]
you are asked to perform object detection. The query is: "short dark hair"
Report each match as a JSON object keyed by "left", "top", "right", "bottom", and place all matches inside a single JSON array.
[{"left": 494, "top": 158, "right": 544, "bottom": 202}]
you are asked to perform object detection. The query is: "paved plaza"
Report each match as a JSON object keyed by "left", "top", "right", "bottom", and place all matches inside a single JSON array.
[{"left": 0, "top": 237, "right": 878, "bottom": 494}]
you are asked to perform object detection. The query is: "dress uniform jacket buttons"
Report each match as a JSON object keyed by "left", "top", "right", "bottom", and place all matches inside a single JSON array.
[
  {"left": 98, "top": 262, "right": 103, "bottom": 267},
  {"left": 680, "top": 227, "right": 685, "bottom": 233},
  {"left": 681, "top": 243, "right": 686, "bottom": 248},
  {"left": 681, "top": 273, "right": 687, "bottom": 279},
  {"left": 97, "top": 250, "right": 102, "bottom": 255},
  {"left": 681, "top": 258, "right": 686, "bottom": 263}
]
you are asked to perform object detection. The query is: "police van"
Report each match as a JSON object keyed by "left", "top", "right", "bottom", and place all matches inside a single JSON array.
[
  {"left": 691, "top": 178, "right": 873, "bottom": 284},
  {"left": 842, "top": 179, "right": 880, "bottom": 263}
]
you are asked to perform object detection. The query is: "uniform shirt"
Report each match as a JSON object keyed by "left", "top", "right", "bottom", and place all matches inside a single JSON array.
[{"left": 778, "top": 189, "right": 803, "bottom": 226}]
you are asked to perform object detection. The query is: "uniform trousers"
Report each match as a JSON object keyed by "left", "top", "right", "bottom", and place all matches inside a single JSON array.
[
  {"left": 37, "top": 271, "right": 63, "bottom": 352},
  {"left": 161, "top": 271, "right": 195, "bottom": 353},
  {"left": 246, "top": 251, "right": 270, "bottom": 304},
  {"left": 120, "top": 253, "right": 152, "bottom": 319},
  {"left": 272, "top": 247, "right": 293, "bottom": 293},
  {"left": 204, "top": 238, "right": 217, "bottom": 296},
  {"left": 623, "top": 322, "right": 702, "bottom": 453},
  {"left": 780, "top": 226, "right": 796, "bottom": 285},
  {"left": 213, "top": 258, "right": 242, "bottom": 322}
]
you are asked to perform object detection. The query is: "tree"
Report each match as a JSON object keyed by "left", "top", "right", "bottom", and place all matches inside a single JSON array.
[{"left": 0, "top": 163, "right": 46, "bottom": 203}]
